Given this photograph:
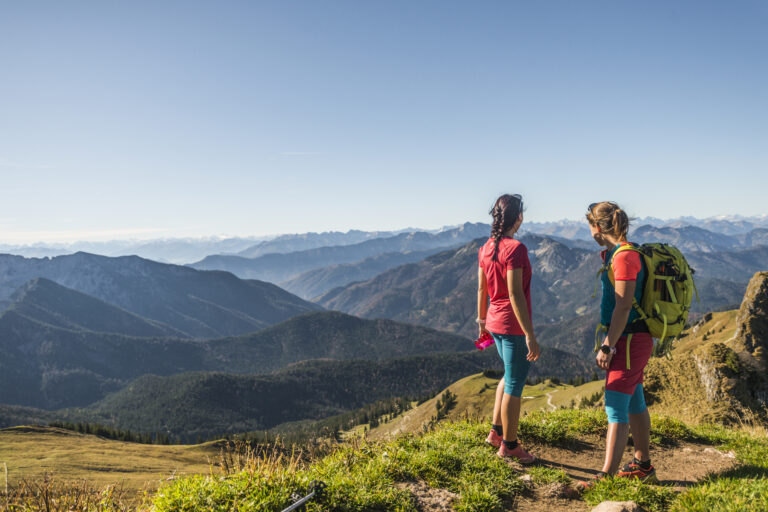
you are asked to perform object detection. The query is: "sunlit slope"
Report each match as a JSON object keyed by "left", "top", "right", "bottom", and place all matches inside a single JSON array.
[
  {"left": 366, "top": 374, "right": 605, "bottom": 440},
  {"left": 0, "top": 426, "right": 218, "bottom": 491}
]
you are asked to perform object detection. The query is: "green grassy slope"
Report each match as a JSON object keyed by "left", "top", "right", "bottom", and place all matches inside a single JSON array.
[
  {"left": 0, "top": 310, "right": 475, "bottom": 409},
  {"left": 77, "top": 346, "right": 591, "bottom": 438},
  {"left": 145, "top": 410, "right": 768, "bottom": 512}
]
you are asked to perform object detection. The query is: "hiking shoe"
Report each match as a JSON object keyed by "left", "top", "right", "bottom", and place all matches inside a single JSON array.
[
  {"left": 576, "top": 472, "right": 607, "bottom": 492},
  {"left": 618, "top": 460, "right": 658, "bottom": 483},
  {"left": 496, "top": 443, "right": 535, "bottom": 464},
  {"left": 485, "top": 429, "right": 502, "bottom": 448}
]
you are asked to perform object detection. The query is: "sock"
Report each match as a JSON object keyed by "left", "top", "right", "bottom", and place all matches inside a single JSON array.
[
  {"left": 492, "top": 424, "right": 503, "bottom": 436},
  {"left": 503, "top": 439, "right": 519, "bottom": 450},
  {"left": 635, "top": 458, "right": 652, "bottom": 470}
]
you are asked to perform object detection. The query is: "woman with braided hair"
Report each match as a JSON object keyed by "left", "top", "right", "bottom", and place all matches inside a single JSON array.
[{"left": 477, "top": 193, "right": 540, "bottom": 463}]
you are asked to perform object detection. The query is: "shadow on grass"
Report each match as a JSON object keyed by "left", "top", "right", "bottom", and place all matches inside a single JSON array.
[
  {"left": 534, "top": 455, "right": 595, "bottom": 481},
  {"left": 707, "top": 464, "right": 768, "bottom": 479}
]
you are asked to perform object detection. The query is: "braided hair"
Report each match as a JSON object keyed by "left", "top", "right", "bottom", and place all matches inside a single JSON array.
[{"left": 489, "top": 194, "right": 524, "bottom": 261}]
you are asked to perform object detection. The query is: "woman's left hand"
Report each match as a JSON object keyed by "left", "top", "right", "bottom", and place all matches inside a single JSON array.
[{"left": 596, "top": 349, "right": 613, "bottom": 370}]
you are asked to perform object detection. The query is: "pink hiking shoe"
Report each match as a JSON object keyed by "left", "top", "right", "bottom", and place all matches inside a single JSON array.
[
  {"left": 485, "top": 429, "right": 502, "bottom": 448},
  {"left": 497, "top": 442, "right": 536, "bottom": 464}
]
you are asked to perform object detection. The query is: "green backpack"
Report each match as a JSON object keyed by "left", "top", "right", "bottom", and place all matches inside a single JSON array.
[{"left": 595, "top": 243, "right": 699, "bottom": 365}]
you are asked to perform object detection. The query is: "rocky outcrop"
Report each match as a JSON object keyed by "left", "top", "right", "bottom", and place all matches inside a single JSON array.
[
  {"left": 734, "top": 272, "right": 768, "bottom": 367},
  {"left": 730, "top": 272, "right": 768, "bottom": 407},
  {"left": 645, "top": 272, "right": 768, "bottom": 424}
]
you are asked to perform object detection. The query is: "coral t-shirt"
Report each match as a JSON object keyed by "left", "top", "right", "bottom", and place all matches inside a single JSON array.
[
  {"left": 478, "top": 237, "right": 532, "bottom": 335},
  {"left": 600, "top": 242, "right": 645, "bottom": 327}
]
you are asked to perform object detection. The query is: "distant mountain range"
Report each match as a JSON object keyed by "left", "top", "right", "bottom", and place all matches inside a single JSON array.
[
  {"left": 0, "top": 252, "right": 319, "bottom": 338},
  {"left": 190, "top": 223, "right": 490, "bottom": 283},
  {"left": 0, "top": 237, "right": 268, "bottom": 264},
  {"left": 235, "top": 229, "right": 415, "bottom": 258},
  {"left": 278, "top": 248, "right": 447, "bottom": 300},
  {"left": 632, "top": 225, "right": 768, "bottom": 253},
  {"left": 317, "top": 236, "right": 767, "bottom": 341},
  {"left": 2, "top": 215, "right": 766, "bottom": 265}
]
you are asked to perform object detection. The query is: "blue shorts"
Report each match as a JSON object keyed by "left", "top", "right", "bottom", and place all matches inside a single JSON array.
[
  {"left": 491, "top": 332, "right": 531, "bottom": 397},
  {"left": 605, "top": 384, "right": 648, "bottom": 424}
]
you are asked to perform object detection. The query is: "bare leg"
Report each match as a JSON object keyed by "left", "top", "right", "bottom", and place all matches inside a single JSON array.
[
  {"left": 492, "top": 378, "right": 504, "bottom": 426},
  {"left": 602, "top": 423, "right": 630, "bottom": 474},
  {"left": 501, "top": 393, "right": 522, "bottom": 442},
  {"left": 629, "top": 410, "right": 651, "bottom": 462}
]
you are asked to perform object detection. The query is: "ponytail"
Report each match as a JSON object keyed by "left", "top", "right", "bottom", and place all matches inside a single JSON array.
[{"left": 586, "top": 201, "right": 630, "bottom": 241}]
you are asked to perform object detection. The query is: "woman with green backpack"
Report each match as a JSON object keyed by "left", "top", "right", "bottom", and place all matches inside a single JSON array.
[{"left": 578, "top": 201, "right": 658, "bottom": 489}]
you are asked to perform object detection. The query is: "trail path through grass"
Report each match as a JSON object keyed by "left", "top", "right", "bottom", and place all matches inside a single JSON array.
[{"left": 545, "top": 392, "right": 557, "bottom": 412}]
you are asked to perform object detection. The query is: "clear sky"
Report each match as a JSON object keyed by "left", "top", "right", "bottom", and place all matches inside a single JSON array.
[{"left": 1, "top": 0, "right": 766, "bottom": 243}]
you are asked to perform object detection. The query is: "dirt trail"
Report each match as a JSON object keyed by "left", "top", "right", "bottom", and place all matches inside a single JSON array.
[
  {"left": 510, "top": 435, "right": 737, "bottom": 512},
  {"left": 409, "top": 435, "right": 738, "bottom": 512},
  {"left": 545, "top": 392, "right": 556, "bottom": 411}
]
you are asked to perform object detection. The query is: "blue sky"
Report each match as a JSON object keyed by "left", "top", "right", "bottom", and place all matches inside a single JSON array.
[{"left": 1, "top": 0, "right": 766, "bottom": 243}]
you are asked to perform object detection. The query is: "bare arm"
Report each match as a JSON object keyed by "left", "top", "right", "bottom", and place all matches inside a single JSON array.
[
  {"left": 477, "top": 266, "right": 489, "bottom": 336},
  {"left": 506, "top": 268, "right": 540, "bottom": 361}
]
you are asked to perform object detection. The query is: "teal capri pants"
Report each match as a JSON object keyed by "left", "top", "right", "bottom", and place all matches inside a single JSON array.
[{"left": 491, "top": 332, "right": 531, "bottom": 397}]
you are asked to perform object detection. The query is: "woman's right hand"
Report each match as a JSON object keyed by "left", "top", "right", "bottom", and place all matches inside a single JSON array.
[
  {"left": 478, "top": 323, "right": 489, "bottom": 338},
  {"left": 526, "top": 335, "right": 540, "bottom": 361}
]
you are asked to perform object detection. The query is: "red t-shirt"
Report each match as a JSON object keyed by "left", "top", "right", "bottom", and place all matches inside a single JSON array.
[{"left": 478, "top": 237, "right": 532, "bottom": 335}]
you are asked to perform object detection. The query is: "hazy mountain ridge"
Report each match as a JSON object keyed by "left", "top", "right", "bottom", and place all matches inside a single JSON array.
[
  {"left": 632, "top": 224, "right": 768, "bottom": 252},
  {"left": 278, "top": 248, "right": 447, "bottom": 300},
  {"left": 190, "top": 223, "right": 490, "bottom": 283},
  {"left": 8, "top": 278, "right": 185, "bottom": 338},
  {"left": 236, "top": 229, "right": 414, "bottom": 258},
  {"left": 2, "top": 215, "right": 765, "bottom": 264},
  {"left": 0, "top": 252, "right": 320, "bottom": 338},
  {"left": 0, "top": 237, "right": 269, "bottom": 264}
]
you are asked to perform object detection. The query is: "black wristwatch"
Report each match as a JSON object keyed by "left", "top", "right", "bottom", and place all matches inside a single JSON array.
[{"left": 600, "top": 344, "right": 616, "bottom": 355}]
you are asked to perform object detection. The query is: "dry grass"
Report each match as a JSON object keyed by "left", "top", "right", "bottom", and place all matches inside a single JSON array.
[
  {"left": 0, "top": 473, "right": 149, "bottom": 512},
  {"left": 0, "top": 426, "right": 217, "bottom": 494}
]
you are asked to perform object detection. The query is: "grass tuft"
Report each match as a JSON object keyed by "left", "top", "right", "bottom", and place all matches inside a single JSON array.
[
  {"left": 582, "top": 476, "right": 676, "bottom": 512},
  {"left": 526, "top": 466, "right": 571, "bottom": 485},
  {"left": 519, "top": 408, "right": 606, "bottom": 445}
]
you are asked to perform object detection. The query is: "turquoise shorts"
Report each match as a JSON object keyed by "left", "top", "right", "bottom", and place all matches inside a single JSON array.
[{"left": 605, "top": 384, "right": 648, "bottom": 424}]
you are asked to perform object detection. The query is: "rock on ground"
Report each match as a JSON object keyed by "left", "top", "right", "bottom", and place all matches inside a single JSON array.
[{"left": 591, "top": 501, "right": 641, "bottom": 512}]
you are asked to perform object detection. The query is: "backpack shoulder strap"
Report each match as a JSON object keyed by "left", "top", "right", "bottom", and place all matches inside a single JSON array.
[{"left": 606, "top": 243, "right": 648, "bottom": 323}]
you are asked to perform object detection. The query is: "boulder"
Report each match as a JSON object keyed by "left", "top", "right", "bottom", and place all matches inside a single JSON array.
[{"left": 591, "top": 501, "right": 641, "bottom": 512}]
